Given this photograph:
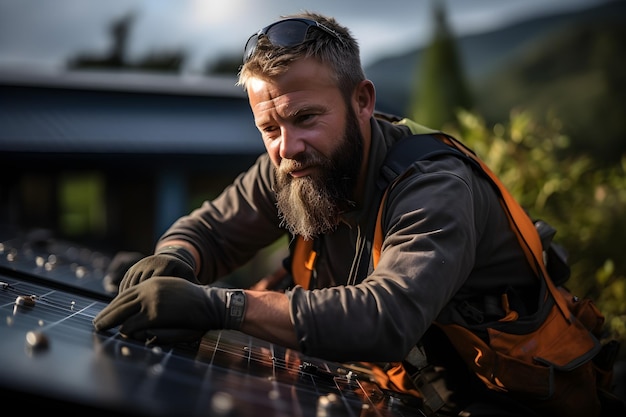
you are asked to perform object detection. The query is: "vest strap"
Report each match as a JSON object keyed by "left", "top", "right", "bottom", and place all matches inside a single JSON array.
[{"left": 291, "top": 237, "right": 315, "bottom": 289}]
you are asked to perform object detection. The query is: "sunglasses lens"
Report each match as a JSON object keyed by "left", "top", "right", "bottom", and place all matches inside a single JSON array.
[
  {"left": 243, "top": 19, "right": 313, "bottom": 63},
  {"left": 243, "top": 34, "right": 259, "bottom": 63},
  {"left": 264, "top": 20, "right": 311, "bottom": 47}
]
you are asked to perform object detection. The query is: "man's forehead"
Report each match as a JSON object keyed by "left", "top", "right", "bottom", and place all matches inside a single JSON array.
[
  {"left": 248, "top": 73, "right": 337, "bottom": 115},
  {"left": 247, "top": 58, "right": 335, "bottom": 92},
  {"left": 251, "top": 89, "right": 325, "bottom": 124}
]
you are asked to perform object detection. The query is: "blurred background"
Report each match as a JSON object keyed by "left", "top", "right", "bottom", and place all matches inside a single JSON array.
[{"left": 1, "top": 0, "right": 625, "bottom": 348}]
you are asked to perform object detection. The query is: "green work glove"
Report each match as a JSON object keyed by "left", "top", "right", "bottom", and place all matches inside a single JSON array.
[
  {"left": 118, "top": 245, "right": 198, "bottom": 293},
  {"left": 93, "top": 277, "right": 247, "bottom": 344}
]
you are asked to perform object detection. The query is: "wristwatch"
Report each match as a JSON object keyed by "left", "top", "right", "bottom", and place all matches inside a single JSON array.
[{"left": 225, "top": 290, "right": 246, "bottom": 329}]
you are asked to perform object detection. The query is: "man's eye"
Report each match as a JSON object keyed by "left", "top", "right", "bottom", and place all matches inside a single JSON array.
[
  {"left": 296, "top": 114, "right": 314, "bottom": 124},
  {"left": 261, "top": 126, "right": 280, "bottom": 141}
]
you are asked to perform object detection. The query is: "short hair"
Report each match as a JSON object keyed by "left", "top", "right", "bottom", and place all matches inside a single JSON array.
[{"left": 237, "top": 12, "right": 365, "bottom": 102}]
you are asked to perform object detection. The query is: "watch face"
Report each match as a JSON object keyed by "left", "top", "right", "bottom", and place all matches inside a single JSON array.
[
  {"left": 226, "top": 290, "right": 247, "bottom": 329},
  {"left": 229, "top": 292, "right": 245, "bottom": 318}
]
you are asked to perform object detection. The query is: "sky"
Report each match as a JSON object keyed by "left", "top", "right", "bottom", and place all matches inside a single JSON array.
[{"left": 0, "top": 0, "right": 608, "bottom": 74}]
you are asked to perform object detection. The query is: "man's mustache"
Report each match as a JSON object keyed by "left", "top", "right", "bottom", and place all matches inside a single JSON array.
[{"left": 278, "top": 153, "right": 324, "bottom": 176}]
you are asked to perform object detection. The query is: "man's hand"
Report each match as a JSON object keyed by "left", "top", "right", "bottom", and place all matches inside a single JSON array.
[
  {"left": 93, "top": 277, "right": 246, "bottom": 345},
  {"left": 118, "top": 248, "right": 198, "bottom": 292},
  {"left": 102, "top": 251, "right": 145, "bottom": 293}
]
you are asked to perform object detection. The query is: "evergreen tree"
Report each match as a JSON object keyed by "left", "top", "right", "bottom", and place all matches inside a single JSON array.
[{"left": 409, "top": 0, "right": 472, "bottom": 129}]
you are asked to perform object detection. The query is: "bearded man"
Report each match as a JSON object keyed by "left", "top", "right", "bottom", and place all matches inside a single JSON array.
[{"left": 94, "top": 12, "right": 614, "bottom": 417}]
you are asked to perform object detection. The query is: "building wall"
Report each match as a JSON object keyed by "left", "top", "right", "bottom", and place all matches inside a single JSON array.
[{"left": 0, "top": 72, "right": 268, "bottom": 263}]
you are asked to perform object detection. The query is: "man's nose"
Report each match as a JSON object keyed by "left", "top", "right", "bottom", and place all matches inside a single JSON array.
[{"left": 279, "top": 127, "right": 306, "bottom": 160}]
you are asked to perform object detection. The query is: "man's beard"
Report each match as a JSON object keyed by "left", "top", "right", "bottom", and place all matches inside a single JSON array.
[{"left": 275, "top": 111, "right": 363, "bottom": 240}]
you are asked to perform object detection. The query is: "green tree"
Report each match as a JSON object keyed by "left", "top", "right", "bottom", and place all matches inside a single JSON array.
[{"left": 409, "top": 0, "right": 472, "bottom": 129}]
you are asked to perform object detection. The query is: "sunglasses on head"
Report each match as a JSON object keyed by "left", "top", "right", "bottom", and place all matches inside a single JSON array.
[{"left": 243, "top": 18, "right": 342, "bottom": 63}]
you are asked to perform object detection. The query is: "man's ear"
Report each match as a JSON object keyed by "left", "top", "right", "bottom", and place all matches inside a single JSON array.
[{"left": 353, "top": 79, "right": 376, "bottom": 123}]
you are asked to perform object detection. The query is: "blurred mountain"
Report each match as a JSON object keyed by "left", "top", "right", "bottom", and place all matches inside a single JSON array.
[{"left": 366, "top": 0, "right": 626, "bottom": 160}]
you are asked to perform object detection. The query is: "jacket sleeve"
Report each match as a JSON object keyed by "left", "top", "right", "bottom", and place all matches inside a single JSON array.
[
  {"left": 159, "top": 153, "right": 286, "bottom": 284},
  {"left": 288, "top": 157, "right": 487, "bottom": 362}
]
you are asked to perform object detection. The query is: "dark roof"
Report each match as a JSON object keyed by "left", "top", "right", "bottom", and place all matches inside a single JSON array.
[{"left": 0, "top": 68, "right": 262, "bottom": 156}]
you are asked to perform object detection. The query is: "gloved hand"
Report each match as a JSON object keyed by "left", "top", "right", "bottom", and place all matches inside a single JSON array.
[
  {"left": 118, "top": 245, "right": 199, "bottom": 293},
  {"left": 103, "top": 251, "right": 145, "bottom": 293},
  {"left": 93, "top": 276, "right": 247, "bottom": 345}
]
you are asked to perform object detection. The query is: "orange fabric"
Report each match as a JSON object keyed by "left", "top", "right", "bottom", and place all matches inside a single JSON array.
[
  {"left": 488, "top": 310, "right": 598, "bottom": 367},
  {"left": 372, "top": 188, "right": 388, "bottom": 265},
  {"left": 439, "top": 321, "right": 601, "bottom": 417},
  {"left": 364, "top": 362, "right": 422, "bottom": 398},
  {"left": 292, "top": 236, "right": 315, "bottom": 289}
]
